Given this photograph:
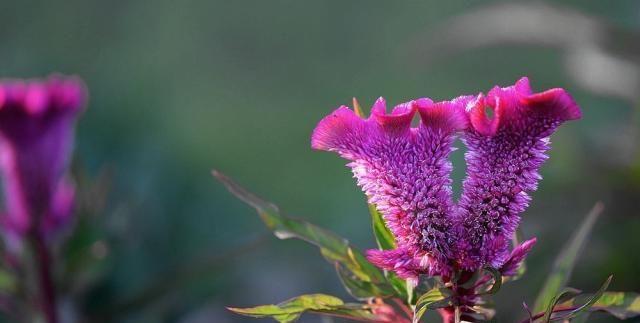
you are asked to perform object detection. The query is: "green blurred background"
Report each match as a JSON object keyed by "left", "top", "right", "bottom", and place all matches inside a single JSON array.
[{"left": 1, "top": 0, "right": 639, "bottom": 322}]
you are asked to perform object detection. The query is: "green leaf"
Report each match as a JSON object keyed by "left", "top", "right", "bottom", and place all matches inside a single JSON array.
[
  {"left": 367, "top": 203, "right": 407, "bottom": 299},
  {"left": 478, "top": 267, "right": 502, "bottom": 295},
  {"left": 368, "top": 203, "right": 395, "bottom": 250},
  {"left": 412, "top": 287, "right": 449, "bottom": 323},
  {"left": 386, "top": 272, "right": 409, "bottom": 301},
  {"left": 550, "top": 275, "right": 612, "bottom": 322},
  {"left": 533, "top": 202, "right": 604, "bottom": 312},
  {"left": 336, "top": 263, "right": 393, "bottom": 299},
  {"left": 542, "top": 288, "right": 581, "bottom": 323},
  {"left": 592, "top": 292, "right": 640, "bottom": 319},
  {"left": 559, "top": 275, "right": 612, "bottom": 321},
  {"left": 560, "top": 291, "right": 640, "bottom": 320},
  {"left": 213, "top": 170, "right": 392, "bottom": 296},
  {"left": 228, "top": 294, "right": 375, "bottom": 323},
  {"left": 406, "top": 280, "right": 416, "bottom": 305}
]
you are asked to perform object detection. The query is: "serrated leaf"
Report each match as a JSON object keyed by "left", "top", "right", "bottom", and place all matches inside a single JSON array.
[
  {"left": 213, "top": 170, "right": 392, "bottom": 296},
  {"left": 413, "top": 287, "right": 449, "bottom": 323},
  {"left": 533, "top": 202, "right": 604, "bottom": 312},
  {"left": 228, "top": 294, "right": 375, "bottom": 323},
  {"left": 368, "top": 203, "right": 395, "bottom": 250}
]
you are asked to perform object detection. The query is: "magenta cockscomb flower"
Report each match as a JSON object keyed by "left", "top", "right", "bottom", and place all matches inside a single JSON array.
[
  {"left": 312, "top": 77, "right": 580, "bottom": 281},
  {"left": 0, "top": 75, "right": 86, "bottom": 240},
  {"left": 311, "top": 96, "right": 469, "bottom": 282},
  {"left": 455, "top": 77, "right": 581, "bottom": 271}
]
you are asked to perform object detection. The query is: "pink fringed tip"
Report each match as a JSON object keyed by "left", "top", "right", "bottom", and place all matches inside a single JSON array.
[
  {"left": 310, "top": 105, "right": 363, "bottom": 151},
  {"left": 416, "top": 96, "right": 470, "bottom": 132},
  {"left": 469, "top": 77, "right": 581, "bottom": 136},
  {"left": 468, "top": 93, "right": 504, "bottom": 136},
  {"left": 0, "top": 74, "right": 87, "bottom": 115},
  {"left": 370, "top": 97, "right": 416, "bottom": 130},
  {"left": 522, "top": 88, "right": 582, "bottom": 121}
]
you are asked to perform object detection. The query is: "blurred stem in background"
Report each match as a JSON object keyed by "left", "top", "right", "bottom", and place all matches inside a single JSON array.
[{"left": 30, "top": 233, "right": 57, "bottom": 323}]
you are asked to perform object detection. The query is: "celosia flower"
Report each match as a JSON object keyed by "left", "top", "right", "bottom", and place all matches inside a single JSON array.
[
  {"left": 311, "top": 96, "right": 469, "bottom": 282},
  {"left": 312, "top": 77, "right": 580, "bottom": 281},
  {"left": 455, "top": 78, "right": 580, "bottom": 271},
  {"left": 0, "top": 75, "right": 86, "bottom": 240}
]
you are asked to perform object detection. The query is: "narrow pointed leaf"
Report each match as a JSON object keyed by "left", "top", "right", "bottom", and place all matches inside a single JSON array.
[
  {"left": 336, "top": 263, "right": 394, "bottom": 299},
  {"left": 213, "top": 170, "right": 390, "bottom": 293},
  {"left": 387, "top": 272, "right": 408, "bottom": 301},
  {"left": 369, "top": 203, "right": 396, "bottom": 250},
  {"left": 413, "top": 287, "right": 449, "bottom": 323},
  {"left": 367, "top": 202, "right": 406, "bottom": 299},
  {"left": 557, "top": 275, "right": 612, "bottom": 321},
  {"left": 478, "top": 267, "right": 502, "bottom": 295},
  {"left": 533, "top": 202, "right": 604, "bottom": 312},
  {"left": 228, "top": 294, "right": 375, "bottom": 323},
  {"left": 542, "top": 288, "right": 581, "bottom": 322}
]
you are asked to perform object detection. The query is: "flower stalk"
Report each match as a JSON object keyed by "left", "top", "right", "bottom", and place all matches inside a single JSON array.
[
  {"left": 31, "top": 232, "right": 57, "bottom": 323},
  {"left": 0, "top": 75, "right": 86, "bottom": 322}
]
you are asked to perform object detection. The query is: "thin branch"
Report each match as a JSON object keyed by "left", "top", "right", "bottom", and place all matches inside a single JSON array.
[
  {"left": 31, "top": 234, "right": 58, "bottom": 323},
  {"left": 519, "top": 305, "right": 577, "bottom": 323}
]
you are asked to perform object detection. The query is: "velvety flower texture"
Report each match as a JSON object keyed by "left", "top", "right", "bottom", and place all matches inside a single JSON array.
[
  {"left": 0, "top": 75, "right": 86, "bottom": 239},
  {"left": 311, "top": 78, "right": 580, "bottom": 281}
]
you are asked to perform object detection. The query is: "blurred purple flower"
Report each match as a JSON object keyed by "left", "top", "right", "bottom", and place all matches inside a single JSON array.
[
  {"left": 0, "top": 75, "right": 86, "bottom": 240},
  {"left": 312, "top": 77, "right": 580, "bottom": 280}
]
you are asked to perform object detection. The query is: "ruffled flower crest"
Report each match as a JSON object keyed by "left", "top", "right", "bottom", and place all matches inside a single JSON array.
[
  {"left": 312, "top": 77, "right": 580, "bottom": 280},
  {"left": 312, "top": 97, "right": 469, "bottom": 280},
  {"left": 456, "top": 77, "right": 580, "bottom": 270}
]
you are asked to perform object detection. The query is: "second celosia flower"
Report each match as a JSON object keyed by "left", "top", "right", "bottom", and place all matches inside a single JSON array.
[
  {"left": 0, "top": 75, "right": 86, "bottom": 241},
  {"left": 311, "top": 77, "right": 580, "bottom": 283}
]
